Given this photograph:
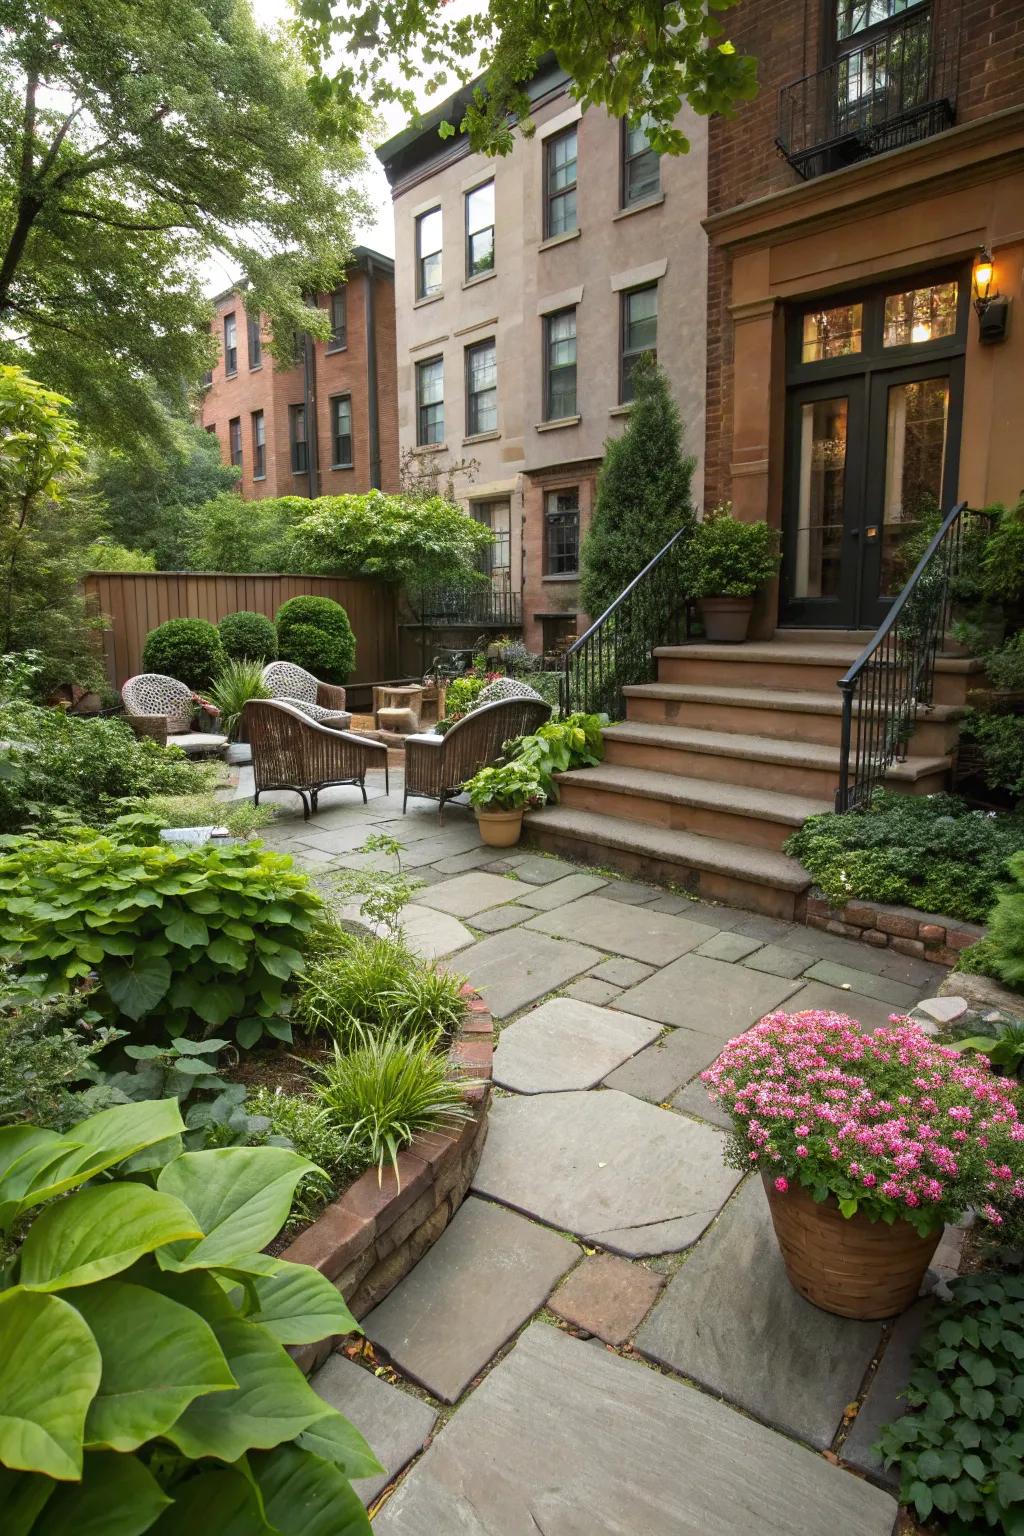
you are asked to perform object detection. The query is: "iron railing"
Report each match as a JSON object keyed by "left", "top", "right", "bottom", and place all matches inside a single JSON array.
[
  {"left": 562, "top": 526, "right": 691, "bottom": 718},
  {"left": 777, "top": 9, "right": 959, "bottom": 180},
  {"left": 414, "top": 584, "right": 522, "bottom": 627},
  {"left": 835, "top": 499, "right": 982, "bottom": 812}
]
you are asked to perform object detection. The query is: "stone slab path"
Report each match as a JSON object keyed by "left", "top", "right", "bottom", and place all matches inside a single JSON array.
[{"left": 244, "top": 771, "right": 947, "bottom": 1529}]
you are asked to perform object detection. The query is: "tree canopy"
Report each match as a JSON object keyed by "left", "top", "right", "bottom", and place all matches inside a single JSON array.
[
  {"left": 298, "top": 0, "right": 757, "bottom": 158},
  {"left": 0, "top": 0, "right": 370, "bottom": 444}
]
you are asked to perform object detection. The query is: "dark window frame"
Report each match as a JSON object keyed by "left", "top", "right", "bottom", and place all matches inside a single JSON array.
[
  {"left": 464, "top": 180, "right": 495, "bottom": 280},
  {"left": 228, "top": 416, "right": 242, "bottom": 468},
  {"left": 544, "top": 126, "right": 578, "bottom": 239},
  {"left": 544, "top": 486, "right": 581, "bottom": 576},
  {"left": 415, "top": 206, "right": 443, "bottom": 300},
  {"left": 246, "top": 310, "right": 262, "bottom": 369},
  {"left": 251, "top": 410, "right": 266, "bottom": 480},
  {"left": 544, "top": 308, "right": 577, "bottom": 421},
  {"left": 330, "top": 393, "right": 354, "bottom": 468},
  {"left": 327, "top": 288, "right": 348, "bottom": 351},
  {"left": 415, "top": 355, "right": 445, "bottom": 446},
  {"left": 289, "top": 403, "right": 308, "bottom": 474},
  {"left": 465, "top": 338, "right": 497, "bottom": 437},
  {"left": 223, "top": 312, "right": 238, "bottom": 376},
  {"left": 621, "top": 116, "right": 661, "bottom": 207},
  {"left": 620, "top": 283, "right": 658, "bottom": 404}
]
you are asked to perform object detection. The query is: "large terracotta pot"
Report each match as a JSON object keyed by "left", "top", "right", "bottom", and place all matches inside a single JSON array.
[
  {"left": 699, "top": 595, "right": 755, "bottom": 643},
  {"left": 475, "top": 807, "right": 524, "bottom": 848},
  {"left": 762, "top": 1174, "right": 942, "bottom": 1320}
]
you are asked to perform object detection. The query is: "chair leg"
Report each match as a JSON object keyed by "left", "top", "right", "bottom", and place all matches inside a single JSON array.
[
  {"left": 299, "top": 790, "right": 311, "bottom": 821},
  {"left": 310, "top": 788, "right": 319, "bottom": 814},
  {"left": 254, "top": 788, "right": 261, "bottom": 809},
  {"left": 402, "top": 784, "right": 408, "bottom": 813},
  {"left": 360, "top": 779, "right": 367, "bottom": 805},
  {"left": 438, "top": 794, "right": 446, "bottom": 825},
  {"left": 384, "top": 763, "right": 390, "bottom": 797}
]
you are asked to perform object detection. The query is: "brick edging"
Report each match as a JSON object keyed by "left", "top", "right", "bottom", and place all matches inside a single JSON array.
[
  {"left": 804, "top": 891, "right": 986, "bottom": 967},
  {"left": 286, "top": 984, "right": 493, "bottom": 1374}
]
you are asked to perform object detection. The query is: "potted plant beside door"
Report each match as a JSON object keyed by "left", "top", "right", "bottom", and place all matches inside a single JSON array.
[{"left": 685, "top": 503, "right": 781, "bottom": 643}]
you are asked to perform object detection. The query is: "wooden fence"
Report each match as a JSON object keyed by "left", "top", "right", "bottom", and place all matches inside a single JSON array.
[{"left": 85, "top": 572, "right": 400, "bottom": 692}]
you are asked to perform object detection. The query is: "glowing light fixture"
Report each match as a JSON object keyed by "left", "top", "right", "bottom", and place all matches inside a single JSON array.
[{"left": 972, "top": 247, "right": 995, "bottom": 307}]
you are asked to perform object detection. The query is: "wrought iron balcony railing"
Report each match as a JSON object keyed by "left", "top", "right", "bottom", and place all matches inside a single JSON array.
[
  {"left": 777, "top": 10, "right": 959, "bottom": 181},
  {"left": 410, "top": 584, "right": 522, "bottom": 628}
]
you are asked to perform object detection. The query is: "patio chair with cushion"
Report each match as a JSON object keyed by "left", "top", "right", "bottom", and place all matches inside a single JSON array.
[
  {"left": 244, "top": 699, "right": 388, "bottom": 820},
  {"left": 261, "top": 661, "right": 352, "bottom": 731},
  {"left": 403, "top": 696, "right": 552, "bottom": 820},
  {"left": 122, "top": 673, "right": 227, "bottom": 756}
]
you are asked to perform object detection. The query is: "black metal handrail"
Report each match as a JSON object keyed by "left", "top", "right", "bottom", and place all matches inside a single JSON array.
[
  {"left": 835, "top": 500, "right": 978, "bottom": 812},
  {"left": 562, "top": 525, "right": 691, "bottom": 717}
]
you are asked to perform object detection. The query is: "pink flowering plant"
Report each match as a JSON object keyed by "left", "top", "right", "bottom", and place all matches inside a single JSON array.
[{"left": 703, "top": 1010, "right": 1024, "bottom": 1238}]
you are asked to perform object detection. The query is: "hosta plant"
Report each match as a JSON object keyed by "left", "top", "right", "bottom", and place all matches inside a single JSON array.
[
  {"left": 0, "top": 831, "right": 322, "bottom": 1048},
  {"left": 504, "top": 712, "right": 606, "bottom": 802},
  {"left": 0, "top": 1097, "right": 378, "bottom": 1533}
]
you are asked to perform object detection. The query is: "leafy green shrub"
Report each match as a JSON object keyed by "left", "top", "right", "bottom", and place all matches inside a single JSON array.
[
  {"left": 0, "top": 978, "right": 120, "bottom": 1127},
  {"left": 505, "top": 712, "right": 605, "bottom": 801},
  {"left": 113, "top": 791, "right": 275, "bottom": 840},
  {"left": 683, "top": 503, "right": 781, "bottom": 598},
  {"left": 0, "top": 1098, "right": 378, "bottom": 1531},
  {"left": 985, "top": 632, "right": 1024, "bottom": 692},
  {"left": 954, "top": 1016, "right": 1024, "bottom": 1076},
  {"left": 218, "top": 609, "right": 278, "bottom": 662},
  {"left": 464, "top": 758, "right": 546, "bottom": 812},
  {"left": 527, "top": 669, "right": 565, "bottom": 713},
  {"left": 960, "top": 711, "right": 1024, "bottom": 801},
  {"left": 296, "top": 935, "right": 466, "bottom": 1046},
  {"left": 978, "top": 493, "right": 1024, "bottom": 609},
  {"left": 0, "top": 832, "right": 322, "bottom": 1047},
  {"left": 276, "top": 596, "right": 356, "bottom": 684},
  {"left": 877, "top": 1273, "right": 1024, "bottom": 1532},
  {"left": 84, "top": 539, "right": 157, "bottom": 572},
  {"left": 142, "top": 616, "right": 225, "bottom": 690},
  {"left": 208, "top": 656, "right": 271, "bottom": 740},
  {"left": 443, "top": 674, "right": 488, "bottom": 716},
  {"left": 986, "top": 851, "right": 1024, "bottom": 990},
  {"left": 784, "top": 791, "right": 1024, "bottom": 924},
  {"left": 249, "top": 1085, "right": 365, "bottom": 1223},
  {"left": 314, "top": 1028, "right": 473, "bottom": 1178}
]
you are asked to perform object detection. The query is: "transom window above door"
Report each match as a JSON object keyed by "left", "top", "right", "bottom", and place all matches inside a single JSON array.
[{"left": 791, "top": 274, "right": 965, "bottom": 376}]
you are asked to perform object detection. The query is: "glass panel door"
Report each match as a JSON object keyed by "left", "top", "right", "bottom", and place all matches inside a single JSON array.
[{"left": 781, "top": 383, "right": 865, "bottom": 626}]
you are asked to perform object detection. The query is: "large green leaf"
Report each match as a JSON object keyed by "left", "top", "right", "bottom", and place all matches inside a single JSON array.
[
  {"left": 156, "top": 1148, "right": 313, "bottom": 1270},
  {"left": 192, "top": 982, "right": 247, "bottom": 1028},
  {"left": 296, "top": 1413, "right": 383, "bottom": 1481},
  {"left": 32, "top": 1452, "right": 170, "bottom": 1536},
  {"left": 7, "top": 1101, "right": 185, "bottom": 1220},
  {"left": 71, "top": 1280, "right": 235, "bottom": 1451},
  {"left": 18, "top": 1185, "right": 202, "bottom": 1292},
  {"left": 253, "top": 1444, "right": 372, "bottom": 1536},
  {"left": 0, "top": 1289, "right": 101, "bottom": 1480},
  {"left": 248, "top": 1262, "right": 360, "bottom": 1347},
  {"left": 149, "top": 1468, "right": 272, "bottom": 1535},
  {"left": 163, "top": 1316, "right": 329, "bottom": 1463},
  {"left": 164, "top": 911, "right": 210, "bottom": 949},
  {"left": 0, "top": 1466, "right": 55, "bottom": 1533},
  {"left": 104, "top": 956, "right": 172, "bottom": 1020}
]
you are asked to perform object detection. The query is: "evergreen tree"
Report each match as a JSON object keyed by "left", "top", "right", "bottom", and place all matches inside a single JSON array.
[{"left": 579, "top": 357, "right": 696, "bottom": 618}]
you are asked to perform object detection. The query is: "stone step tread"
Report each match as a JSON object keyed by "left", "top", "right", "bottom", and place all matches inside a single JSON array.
[
  {"left": 556, "top": 764, "right": 832, "bottom": 825},
  {"left": 526, "top": 805, "right": 813, "bottom": 893},
  {"left": 653, "top": 642, "right": 984, "bottom": 673},
  {"left": 603, "top": 720, "right": 950, "bottom": 781},
  {"left": 623, "top": 681, "right": 967, "bottom": 720}
]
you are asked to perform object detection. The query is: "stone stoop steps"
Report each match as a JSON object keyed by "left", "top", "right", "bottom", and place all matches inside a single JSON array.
[{"left": 527, "top": 632, "right": 981, "bottom": 920}]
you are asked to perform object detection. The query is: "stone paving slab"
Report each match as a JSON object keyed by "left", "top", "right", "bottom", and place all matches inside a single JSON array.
[
  {"left": 399, "top": 905, "right": 475, "bottom": 962},
  {"left": 564, "top": 978, "right": 624, "bottom": 1007},
  {"left": 742, "top": 943, "right": 812, "bottom": 979},
  {"left": 516, "top": 872, "right": 608, "bottom": 910},
  {"left": 335, "top": 831, "right": 483, "bottom": 872},
  {"left": 363, "top": 1197, "right": 577, "bottom": 1404},
  {"left": 672, "top": 1077, "right": 732, "bottom": 1131},
  {"left": 695, "top": 931, "right": 763, "bottom": 963},
  {"left": 842, "top": 1300, "right": 931, "bottom": 1488},
  {"left": 800, "top": 959, "right": 921, "bottom": 1010},
  {"left": 781, "top": 980, "right": 910, "bottom": 1032},
  {"left": 289, "top": 823, "right": 390, "bottom": 855},
  {"left": 453, "top": 929, "right": 601, "bottom": 1019},
  {"left": 512, "top": 854, "right": 581, "bottom": 884},
  {"left": 601, "top": 1025, "right": 721, "bottom": 1103},
  {"left": 432, "top": 846, "right": 509, "bottom": 874},
  {"left": 589, "top": 956, "right": 655, "bottom": 988},
  {"left": 309, "top": 1352, "right": 436, "bottom": 1507},
  {"left": 636, "top": 1179, "right": 882, "bottom": 1450},
  {"left": 778, "top": 924, "right": 946, "bottom": 989},
  {"left": 616, "top": 954, "right": 803, "bottom": 1035},
  {"left": 469, "top": 903, "right": 534, "bottom": 933},
  {"left": 373, "top": 1322, "right": 898, "bottom": 1536},
  {"left": 598, "top": 879, "right": 661, "bottom": 905},
  {"left": 493, "top": 998, "right": 661, "bottom": 1093},
  {"left": 417, "top": 871, "right": 519, "bottom": 918},
  {"left": 650, "top": 896, "right": 744, "bottom": 928},
  {"left": 474, "top": 1089, "right": 742, "bottom": 1256},
  {"left": 525, "top": 893, "right": 710, "bottom": 965},
  {"left": 548, "top": 1252, "right": 664, "bottom": 1344},
  {"left": 731, "top": 913, "right": 797, "bottom": 941}
]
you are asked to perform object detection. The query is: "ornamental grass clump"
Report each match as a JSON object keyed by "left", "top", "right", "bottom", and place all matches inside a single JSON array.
[{"left": 703, "top": 1011, "right": 1024, "bottom": 1237}]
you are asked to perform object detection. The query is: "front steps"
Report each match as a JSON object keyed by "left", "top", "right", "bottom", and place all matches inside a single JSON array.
[{"left": 526, "top": 633, "right": 981, "bottom": 919}]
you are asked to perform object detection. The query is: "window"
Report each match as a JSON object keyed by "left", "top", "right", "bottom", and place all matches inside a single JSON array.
[
  {"left": 205, "top": 422, "right": 216, "bottom": 434},
  {"left": 465, "top": 181, "right": 495, "bottom": 279},
  {"left": 465, "top": 339, "right": 497, "bottom": 436},
  {"left": 415, "top": 357, "right": 444, "bottom": 446},
  {"left": 836, "top": 0, "right": 926, "bottom": 39},
  {"left": 801, "top": 303, "right": 864, "bottom": 362},
  {"left": 331, "top": 394, "right": 353, "bottom": 467},
  {"left": 289, "top": 404, "right": 308, "bottom": 473},
  {"left": 247, "top": 311, "right": 262, "bottom": 368},
  {"left": 416, "top": 207, "right": 443, "bottom": 299},
  {"left": 223, "top": 312, "right": 238, "bottom": 375},
  {"left": 471, "top": 501, "right": 511, "bottom": 588},
  {"left": 228, "top": 417, "right": 242, "bottom": 468},
  {"left": 883, "top": 281, "right": 958, "bottom": 347},
  {"left": 544, "top": 308, "right": 577, "bottom": 420},
  {"left": 545, "top": 127, "right": 578, "bottom": 238},
  {"left": 251, "top": 410, "right": 266, "bottom": 479},
  {"left": 622, "top": 117, "right": 660, "bottom": 206},
  {"left": 202, "top": 367, "right": 213, "bottom": 389},
  {"left": 328, "top": 289, "right": 347, "bottom": 351},
  {"left": 545, "top": 488, "right": 580, "bottom": 575},
  {"left": 621, "top": 285, "right": 657, "bottom": 402}
]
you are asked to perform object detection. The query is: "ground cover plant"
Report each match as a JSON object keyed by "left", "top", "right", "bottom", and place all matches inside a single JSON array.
[
  {"left": 0, "top": 977, "right": 120, "bottom": 1128},
  {"left": 784, "top": 790, "right": 1024, "bottom": 925},
  {"left": 0, "top": 1097, "right": 378, "bottom": 1533}
]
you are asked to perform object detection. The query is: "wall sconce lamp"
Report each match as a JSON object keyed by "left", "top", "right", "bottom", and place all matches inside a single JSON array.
[{"left": 972, "top": 246, "right": 1010, "bottom": 343}]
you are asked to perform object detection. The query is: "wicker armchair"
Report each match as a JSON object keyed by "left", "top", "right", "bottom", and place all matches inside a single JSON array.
[
  {"left": 122, "top": 673, "right": 227, "bottom": 755},
  {"left": 403, "top": 696, "right": 552, "bottom": 820},
  {"left": 244, "top": 699, "right": 388, "bottom": 820},
  {"left": 261, "top": 661, "right": 352, "bottom": 731}
]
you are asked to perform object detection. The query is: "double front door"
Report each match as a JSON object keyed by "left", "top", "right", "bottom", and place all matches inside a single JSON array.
[{"left": 780, "top": 273, "right": 966, "bottom": 629}]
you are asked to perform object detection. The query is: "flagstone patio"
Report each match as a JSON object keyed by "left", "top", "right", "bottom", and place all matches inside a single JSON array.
[{"left": 242, "top": 767, "right": 953, "bottom": 1531}]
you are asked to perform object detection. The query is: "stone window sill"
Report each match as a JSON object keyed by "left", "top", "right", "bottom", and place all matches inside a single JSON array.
[
  {"left": 414, "top": 292, "right": 445, "bottom": 309},
  {"left": 326, "top": 342, "right": 348, "bottom": 354},
  {"left": 462, "top": 270, "right": 496, "bottom": 290},
  {"left": 539, "top": 229, "right": 581, "bottom": 253},
  {"left": 412, "top": 442, "right": 448, "bottom": 455},
  {"left": 253, "top": 474, "right": 266, "bottom": 482},
  {"left": 248, "top": 363, "right": 263, "bottom": 372},
  {"left": 542, "top": 573, "right": 579, "bottom": 582},
  {"left": 463, "top": 430, "right": 501, "bottom": 445},
  {"left": 330, "top": 463, "right": 355, "bottom": 471},
  {"left": 535, "top": 415, "right": 581, "bottom": 432},
  {"left": 609, "top": 404, "right": 633, "bottom": 417},
  {"left": 613, "top": 193, "right": 665, "bottom": 222}
]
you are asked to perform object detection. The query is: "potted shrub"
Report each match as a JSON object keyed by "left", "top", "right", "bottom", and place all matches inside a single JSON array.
[
  {"left": 704, "top": 1010, "right": 1024, "bottom": 1320},
  {"left": 685, "top": 503, "right": 781, "bottom": 643},
  {"left": 464, "top": 760, "right": 546, "bottom": 847}
]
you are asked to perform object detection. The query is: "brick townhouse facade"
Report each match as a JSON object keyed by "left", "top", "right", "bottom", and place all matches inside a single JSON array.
[
  {"left": 199, "top": 248, "right": 400, "bottom": 501},
  {"left": 377, "top": 60, "right": 708, "bottom": 657},
  {"left": 705, "top": 0, "right": 1024, "bottom": 637}
]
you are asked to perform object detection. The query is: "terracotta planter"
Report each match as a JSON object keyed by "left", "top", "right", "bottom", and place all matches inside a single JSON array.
[
  {"left": 762, "top": 1174, "right": 942, "bottom": 1320},
  {"left": 699, "top": 595, "right": 755, "bottom": 643},
  {"left": 475, "top": 807, "right": 524, "bottom": 847}
]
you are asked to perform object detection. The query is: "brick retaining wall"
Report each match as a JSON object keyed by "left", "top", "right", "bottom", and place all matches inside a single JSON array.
[{"left": 804, "top": 893, "right": 986, "bottom": 968}]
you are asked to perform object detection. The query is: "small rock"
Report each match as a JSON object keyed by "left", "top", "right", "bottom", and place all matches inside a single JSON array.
[
  {"left": 915, "top": 996, "right": 968, "bottom": 1025},
  {"left": 983, "top": 1010, "right": 1005, "bottom": 1024},
  {"left": 909, "top": 1017, "right": 941, "bottom": 1038}
]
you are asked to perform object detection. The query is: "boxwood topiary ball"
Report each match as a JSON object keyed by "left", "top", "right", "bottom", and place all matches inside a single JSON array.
[
  {"left": 218, "top": 610, "right": 278, "bottom": 663},
  {"left": 275, "top": 596, "right": 356, "bottom": 684},
  {"left": 142, "top": 618, "right": 225, "bottom": 691}
]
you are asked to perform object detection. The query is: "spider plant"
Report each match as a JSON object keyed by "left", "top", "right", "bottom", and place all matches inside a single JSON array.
[{"left": 208, "top": 656, "right": 270, "bottom": 741}]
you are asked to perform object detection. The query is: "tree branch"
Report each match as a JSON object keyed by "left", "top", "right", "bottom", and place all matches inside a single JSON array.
[{"left": 61, "top": 207, "right": 181, "bottom": 233}]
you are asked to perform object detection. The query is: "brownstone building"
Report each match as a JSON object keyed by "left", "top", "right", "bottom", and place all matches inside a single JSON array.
[
  {"left": 705, "top": 0, "right": 1024, "bottom": 636},
  {"left": 200, "top": 248, "right": 399, "bottom": 500}
]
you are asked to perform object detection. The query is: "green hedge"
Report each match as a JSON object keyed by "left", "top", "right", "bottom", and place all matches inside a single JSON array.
[
  {"left": 217, "top": 609, "right": 277, "bottom": 662},
  {"left": 275, "top": 596, "right": 355, "bottom": 683},
  {"left": 142, "top": 618, "right": 224, "bottom": 690}
]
